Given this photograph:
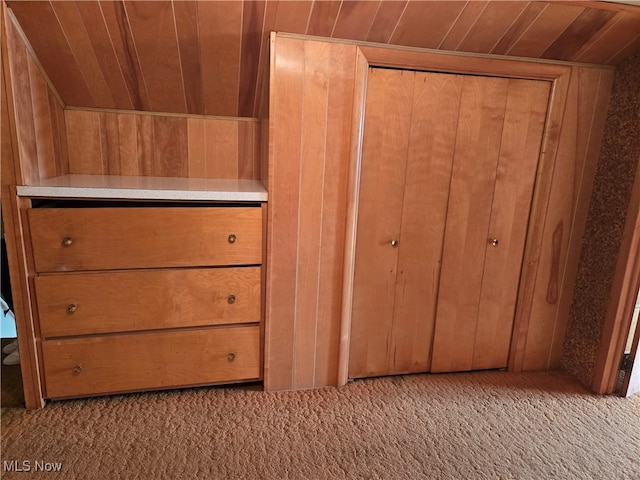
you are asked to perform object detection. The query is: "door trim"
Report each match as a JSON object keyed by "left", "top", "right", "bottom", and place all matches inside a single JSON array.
[{"left": 337, "top": 46, "right": 572, "bottom": 386}]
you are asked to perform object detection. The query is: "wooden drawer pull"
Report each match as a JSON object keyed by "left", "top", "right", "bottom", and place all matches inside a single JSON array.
[
  {"left": 228, "top": 234, "right": 237, "bottom": 244},
  {"left": 62, "top": 237, "right": 74, "bottom": 247},
  {"left": 227, "top": 353, "right": 236, "bottom": 362},
  {"left": 227, "top": 294, "right": 236, "bottom": 304},
  {"left": 72, "top": 365, "right": 82, "bottom": 376},
  {"left": 66, "top": 304, "right": 78, "bottom": 314}
]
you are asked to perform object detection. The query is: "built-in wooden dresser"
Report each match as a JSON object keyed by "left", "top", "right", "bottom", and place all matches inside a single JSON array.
[{"left": 17, "top": 175, "right": 267, "bottom": 401}]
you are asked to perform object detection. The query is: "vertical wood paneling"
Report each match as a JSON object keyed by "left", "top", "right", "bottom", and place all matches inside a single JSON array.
[
  {"left": 265, "top": 36, "right": 305, "bottom": 391},
  {"left": 314, "top": 42, "right": 356, "bottom": 387},
  {"left": 198, "top": 1, "right": 242, "bottom": 116},
  {"left": 293, "top": 41, "right": 330, "bottom": 389},
  {"left": 66, "top": 109, "right": 103, "bottom": 174},
  {"left": 522, "top": 68, "right": 612, "bottom": 371},
  {"left": 5, "top": 10, "right": 68, "bottom": 184},
  {"left": 64, "top": 109, "right": 257, "bottom": 179},
  {"left": 152, "top": 116, "right": 188, "bottom": 177}
]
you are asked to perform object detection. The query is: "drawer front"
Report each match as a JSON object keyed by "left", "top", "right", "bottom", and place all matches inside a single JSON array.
[
  {"left": 36, "top": 267, "right": 261, "bottom": 337},
  {"left": 42, "top": 325, "right": 261, "bottom": 399},
  {"left": 29, "top": 206, "right": 263, "bottom": 272}
]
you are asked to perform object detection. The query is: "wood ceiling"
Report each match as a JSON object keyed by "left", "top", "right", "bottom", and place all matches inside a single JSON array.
[{"left": 6, "top": 1, "right": 640, "bottom": 118}]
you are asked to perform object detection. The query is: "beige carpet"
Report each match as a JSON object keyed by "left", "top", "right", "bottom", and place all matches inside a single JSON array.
[{"left": 1, "top": 370, "right": 639, "bottom": 479}]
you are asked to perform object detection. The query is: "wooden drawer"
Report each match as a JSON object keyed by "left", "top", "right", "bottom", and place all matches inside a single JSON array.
[
  {"left": 28, "top": 206, "right": 263, "bottom": 272},
  {"left": 42, "top": 325, "right": 261, "bottom": 399},
  {"left": 35, "top": 267, "right": 261, "bottom": 337}
]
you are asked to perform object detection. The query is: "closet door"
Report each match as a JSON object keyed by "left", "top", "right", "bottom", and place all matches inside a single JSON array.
[
  {"left": 348, "top": 68, "right": 462, "bottom": 378},
  {"left": 430, "top": 77, "right": 550, "bottom": 372}
]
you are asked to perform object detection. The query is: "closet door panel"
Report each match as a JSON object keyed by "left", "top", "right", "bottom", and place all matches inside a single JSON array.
[
  {"left": 472, "top": 79, "right": 551, "bottom": 370},
  {"left": 430, "top": 76, "right": 510, "bottom": 373},
  {"left": 349, "top": 68, "right": 415, "bottom": 378},
  {"left": 391, "top": 72, "right": 462, "bottom": 373}
]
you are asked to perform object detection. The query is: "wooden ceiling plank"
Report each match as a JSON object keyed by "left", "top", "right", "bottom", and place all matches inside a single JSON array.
[
  {"left": 457, "top": 1, "right": 530, "bottom": 54},
  {"left": 491, "top": 1, "right": 546, "bottom": 55},
  {"left": 51, "top": 1, "right": 115, "bottom": 109},
  {"left": 99, "top": 0, "right": 151, "bottom": 111},
  {"left": 574, "top": 10, "right": 640, "bottom": 64},
  {"left": 439, "top": 1, "right": 490, "bottom": 51},
  {"left": 542, "top": 7, "right": 617, "bottom": 61},
  {"left": 173, "top": 0, "right": 204, "bottom": 115},
  {"left": 123, "top": 1, "right": 186, "bottom": 113},
  {"left": 365, "top": 0, "right": 408, "bottom": 44},
  {"left": 7, "top": 1, "right": 94, "bottom": 107},
  {"left": 307, "top": 0, "right": 342, "bottom": 37},
  {"left": 273, "top": 1, "right": 314, "bottom": 35},
  {"left": 251, "top": 0, "right": 278, "bottom": 117},
  {"left": 607, "top": 33, "right": 640, "bottom": 65},
  {"left": 391, "top": 1, "right": 467, "bottom": 49},
  {"left": 506, "top": 3, "right": 585, "bottom": 58},
  {"left": 74, "top": 1, "right": 134, "bottom": 110},
  {"left": 332, "top": 0, "right": 380, "bottom": 42},
  {"left": 198, "top": 1, "right": 243, "bottom": 117},
  {"left": 239, "top": 0, "right": 266, "bottom": 118}
]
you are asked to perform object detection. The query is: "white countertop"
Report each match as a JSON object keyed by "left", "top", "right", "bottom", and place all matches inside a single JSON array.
[{"left": 17, "top": 174, "right": 268, "bottom": 202}]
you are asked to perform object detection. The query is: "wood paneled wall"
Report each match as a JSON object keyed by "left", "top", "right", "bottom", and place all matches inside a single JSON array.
[
  {"left": 264, "top": 36, "right": 357, "bottom": 390},
  {"left": 3, "top": 8, "right": 67, "bottom": 185},
  {"left": 65, "top": 109, "right": 259, "bottom": 180},
  {"left": 265, "top": 34, "right": 614, "bottom": 391}
]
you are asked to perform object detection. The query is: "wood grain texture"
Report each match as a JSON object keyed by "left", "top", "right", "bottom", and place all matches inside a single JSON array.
[
  {"left": 28, "top": 207, "right": 263, "bottom": 272},
  {"left": 65, "top": 109, "right": 259, "bottom": 179},
  {"left": 522, "top": 67, "right": 615, "bottom": 371},
  {"left": 267, "top": 34, "right": 615, "bottom": 390},
  {"left": 36, "top": 267, "right": 262, "bottom": 337},
  {"left": 349, "top": 68, "right": 414, "bottom": 378},
  {"left": 42, "top": 325, "right": 261, "bottom": 399},
  {"left": 6, "top": 0, "right": 637, "bottom": 117},
  {"left": 265, "top": 37, "right": 357, "bottom": 390},
  {"left": 4, "top": 9, "right": 68, "bottom": 184},
  {"left": 431, "top": 76, "right": 510, "bottom": 373}
]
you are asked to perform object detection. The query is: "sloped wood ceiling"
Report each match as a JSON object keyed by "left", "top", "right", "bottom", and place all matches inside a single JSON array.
[{"left": 7, "top": 0, "right": 640, "bottom": 118}]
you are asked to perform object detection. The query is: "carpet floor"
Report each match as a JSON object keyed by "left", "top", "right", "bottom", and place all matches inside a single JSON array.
[{"left": 1, "top": 370, "right": 639, "bottom": 479}]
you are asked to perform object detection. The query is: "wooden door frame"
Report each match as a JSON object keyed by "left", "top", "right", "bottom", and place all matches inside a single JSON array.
[
  {"left": 592, "top": 153, "right": 640, "bottom": 395},
  {"left": 337, "top": 45, "right": 574, "bottom": 385}
]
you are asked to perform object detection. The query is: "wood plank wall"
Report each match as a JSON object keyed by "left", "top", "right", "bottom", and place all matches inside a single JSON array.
[
  {"left": 264, "top": 37, "right": 357, "bottom": 390},
  {"left": 65, "top": 109, "right": 259, "bottom": 180},
  {"left": 265, "top": 34, "right": 614, "bottom": 391},
  {"left": 4, "top": 8, "right": 67, "bottom": 185},
  {"left": 518, "top": 67, "right": 614, "bottom": 371}
]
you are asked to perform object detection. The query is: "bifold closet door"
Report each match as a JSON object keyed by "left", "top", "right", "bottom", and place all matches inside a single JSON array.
[
  {"left": 430, "top": 76, "right": 550, "bottom": 373},
  {"left": 348, "top": 67, "right": 550, "bottom": 379},
  {"left": 348, "top": 68, "right": 462, "bottom": 378}
]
